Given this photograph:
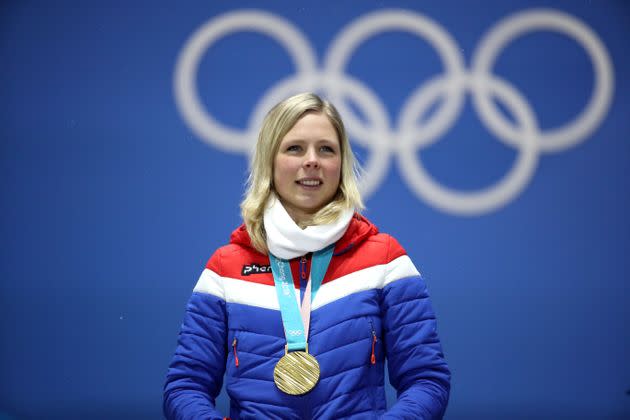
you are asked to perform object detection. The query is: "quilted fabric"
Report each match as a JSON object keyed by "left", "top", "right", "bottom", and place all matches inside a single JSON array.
[{"left": 164, "top": 214, "right": 450, "bottom": 419}]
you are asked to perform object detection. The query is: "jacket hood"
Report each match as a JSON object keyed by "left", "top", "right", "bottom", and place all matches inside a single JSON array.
[{"left": 229, "top": 213, "right": 378, "bottom": 256}]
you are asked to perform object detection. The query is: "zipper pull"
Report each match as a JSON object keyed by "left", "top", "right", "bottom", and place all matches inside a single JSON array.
[
  {"left": 300, "top": 256, "right": 307, "bottom": 280},
  {"left": 232, "top": 338, "right": 239, "bottom": 367},
  {"left": 371, "top": 332, "right": 377, "bottom": 365}
]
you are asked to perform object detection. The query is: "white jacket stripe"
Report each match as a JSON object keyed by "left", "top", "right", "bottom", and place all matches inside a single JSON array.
[
  {"left": 193, "top": 269, "right": 225, "bottom": 300},
  {"left": 313, "top": 255, "right": 419, "bottom": 310},
  {"left": 193, "top": 255, "right": 420, "bottom": 311}
]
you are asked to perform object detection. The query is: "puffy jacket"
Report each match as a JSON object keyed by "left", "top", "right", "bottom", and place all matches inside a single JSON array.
[{"left": 164, "top": 214, "right": 450, "bottom": 419}]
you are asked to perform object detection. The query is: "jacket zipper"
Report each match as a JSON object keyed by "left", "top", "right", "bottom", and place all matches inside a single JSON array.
[
  {"left": 300, "top": 256, "right": 307, "bottom": 280},
  {"left": 369, "top": 319, "right": 377, "bottom": 365},
  {"left": 232, "top": 337, "right": 239, "bottom": 367},
  {"left": 299, "top": 256, "right": 308, "bottom": 304}
]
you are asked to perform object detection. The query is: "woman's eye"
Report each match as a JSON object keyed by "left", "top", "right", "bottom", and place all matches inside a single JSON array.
[
  {"left": 286, "top": 145, "right": 301, "bottom": 152},
  {"left": 320, "top": 145, "right": 335, "bottom": 153}
]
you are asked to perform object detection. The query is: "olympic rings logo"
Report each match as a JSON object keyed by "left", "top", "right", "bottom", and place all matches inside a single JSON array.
[{"left": 174, "top": 8, "right": 614, "bottom": 215}]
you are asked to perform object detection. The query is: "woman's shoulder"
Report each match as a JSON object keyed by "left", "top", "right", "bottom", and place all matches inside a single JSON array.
[
  {"left": 356, "top": 232, "right": 408, "bottom": 264},
  {"left": 346, "top": 214, "right": 408, "bottom": 263},
  {"left": 203, "top": 224, "right": 266, "bottom": 275}
]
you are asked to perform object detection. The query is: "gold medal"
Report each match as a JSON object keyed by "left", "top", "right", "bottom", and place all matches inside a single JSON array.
[{"left": 273, "top": 350, "right": 320, "bottom": 395}]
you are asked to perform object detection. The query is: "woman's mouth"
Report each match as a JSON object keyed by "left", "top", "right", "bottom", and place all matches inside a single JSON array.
[{"left": 296, "top": 179, "right": 322, "bottom": 187}]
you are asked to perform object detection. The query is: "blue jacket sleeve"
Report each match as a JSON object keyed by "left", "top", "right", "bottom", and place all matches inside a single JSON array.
[
  {"left": 163, "top": 257, "right": 228, "bottom": 420},
  {"left": 381, "top": 237, "right": 451, "bottom": 419}
]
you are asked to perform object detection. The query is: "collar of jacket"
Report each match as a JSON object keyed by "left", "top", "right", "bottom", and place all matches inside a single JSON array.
[{"left": 229, "top": 213, "right": 378, "bottom": 258}]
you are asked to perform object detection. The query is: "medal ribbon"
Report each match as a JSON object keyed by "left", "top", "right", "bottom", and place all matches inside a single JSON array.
[{"left": 269, "top": 245, "right": 334, "bottom": 352}]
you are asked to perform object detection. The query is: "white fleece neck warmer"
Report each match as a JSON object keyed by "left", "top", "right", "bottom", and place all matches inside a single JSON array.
[{"left": 263, "top": 195, "right": 353, "bottom": 260}]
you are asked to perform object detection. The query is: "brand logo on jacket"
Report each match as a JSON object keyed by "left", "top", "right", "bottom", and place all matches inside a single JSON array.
[
  {"left": 174, "top": 8, "right": 614, "bottom": 216},
  {"left": 242, "top": 263, "right": 272, "bottom": 276}
]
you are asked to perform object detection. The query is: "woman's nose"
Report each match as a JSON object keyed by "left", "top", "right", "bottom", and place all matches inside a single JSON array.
[{"left": 303, "top": 148, "right": 320, "bottom": 168}]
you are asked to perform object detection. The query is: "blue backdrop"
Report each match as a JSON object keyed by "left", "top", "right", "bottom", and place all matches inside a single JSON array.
[{"left": 1, "top": 1, "right": 629, "bottom": 419}]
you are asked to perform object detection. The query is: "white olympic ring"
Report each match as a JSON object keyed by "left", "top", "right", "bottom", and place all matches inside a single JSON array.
[{"left": 174, "top": 8, "right": 614, "bottom": 215}]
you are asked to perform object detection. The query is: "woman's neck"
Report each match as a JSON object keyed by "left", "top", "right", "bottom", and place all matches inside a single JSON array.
[
  {"left": 263, "top": 195, "right": 353, "bottom": 259},
  {"left": 279, "top": 199, "right": 315, "bottom": 229}
]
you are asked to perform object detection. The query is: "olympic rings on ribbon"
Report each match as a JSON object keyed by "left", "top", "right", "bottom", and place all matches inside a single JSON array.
[{"left": 174, "top": 8, "right": 614, "bottom": 215}]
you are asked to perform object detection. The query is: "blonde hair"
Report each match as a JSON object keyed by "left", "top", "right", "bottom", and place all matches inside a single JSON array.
[{"left": 240, "top": 92, "right": 364, "bottom": 254}]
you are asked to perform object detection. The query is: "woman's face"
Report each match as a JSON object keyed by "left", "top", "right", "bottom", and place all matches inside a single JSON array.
[{"left": 273, "top": 112, "right": 342, "bottom": 223}]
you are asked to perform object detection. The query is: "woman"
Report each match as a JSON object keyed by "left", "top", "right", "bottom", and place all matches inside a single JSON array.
[{"left": 164, "top": 93, "right": 450, "bottom": 419}]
